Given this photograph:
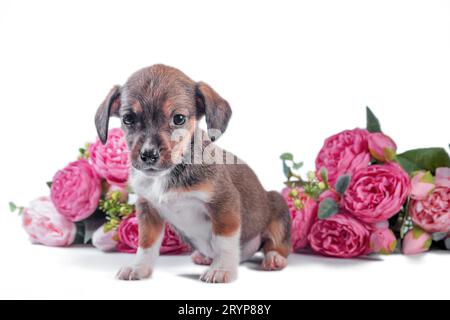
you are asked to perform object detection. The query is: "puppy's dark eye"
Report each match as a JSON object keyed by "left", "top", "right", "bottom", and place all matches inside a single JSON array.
[
  {"left": 122, "top": 113, "right": 136, "bottom": 126},
  {"left": 173, "top": 114, "right": 186, "bottom": 126}
]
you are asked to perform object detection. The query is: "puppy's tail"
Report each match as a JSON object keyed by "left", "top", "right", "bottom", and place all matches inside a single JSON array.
[{"left": 263, "top": 191, "right": 292, "bottom": 257}]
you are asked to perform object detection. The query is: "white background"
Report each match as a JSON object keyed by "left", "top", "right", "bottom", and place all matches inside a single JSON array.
[{"left": 0, "top": 0, "right": 449, "bottom": 300}]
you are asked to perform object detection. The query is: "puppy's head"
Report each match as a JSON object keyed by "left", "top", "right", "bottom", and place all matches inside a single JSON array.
[{"left": 95, "top": 64, "right": 232, "bottom": 176}]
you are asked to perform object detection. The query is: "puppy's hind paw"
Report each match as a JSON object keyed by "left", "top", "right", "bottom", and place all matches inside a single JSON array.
[
  {"left": 191, "top": 251, "right": 213, "bottom": 266},
  {"left": 200, "top": 267, "right": 237, "bottom": 284},
  {"left": 116, "top": 265, "right": 152, "bottom": 281},
  {"left": 262, "top": 251, "right": 288, "bottom": 271}
]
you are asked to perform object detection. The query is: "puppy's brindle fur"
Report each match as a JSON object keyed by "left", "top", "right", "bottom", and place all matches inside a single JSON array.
[{"left": 95, "top": 64, "right": 291, "bottom": 283}]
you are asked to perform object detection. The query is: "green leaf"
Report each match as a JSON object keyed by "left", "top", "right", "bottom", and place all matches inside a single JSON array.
[
  {"left": 83, "top": 218, "right": 105, "bottom": 244},
  {"left": 420, "top": 171, "right": 434, "bottom": 184},
  {"left": 292, "top": 162, "right": 304, "bottom": 170},
  {"left": 396, "top": 156, "right": 420, "bottom": 175},
  {"left": 282, "top": 161, "right": 290, "bottom": 178},
  {"left": 320, "top": 167, "right": 328, "bottom": 184},
  {"left": 432, "top": 232, "right": 447, "bottom": 242},
  {"left": 9, "top": 202, "right": 17, "bottom": 213},
  {"left": 318, "top": 198, "right": 339, "bottom": 220},
  {"left": 335, "top": 174, "right": 351, "bottom": 195},
  {"left": 412, "top": 227, "right": 425, "bottom": 240},
  {"left": 383, "top": 148, "right": 396, "bottom": 162},
  {"left": 397, "top": 148, "right": 450, "bottom": 174},
  {"left": 366, "top": 107, "right": 382, "bottom": 133},
  {"left": 423, "top": 238, "right": 432, "bottom": 250},
  {"left": 280, "top": 153, "right": 294, "bottom": 161},
  {"left": 46, "top": 181, "right": 53, "bottom": 189},
  {"left": 73, "top": 222, "right": 86, "bottom": 245}
]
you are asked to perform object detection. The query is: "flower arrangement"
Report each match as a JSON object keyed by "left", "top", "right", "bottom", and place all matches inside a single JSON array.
[
  {"left": 9, "top": 107, "right": 450, "bottom": 260},
  {"left": 281, "top": 107, "right": 450, "bottom": 257},
  {"left": 10, "top": 128, "right": 191, "bottom": 255}
]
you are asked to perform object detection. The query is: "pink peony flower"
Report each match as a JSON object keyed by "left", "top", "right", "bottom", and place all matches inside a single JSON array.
[
  {"left": 117, "top": 213, "right": 139, "bottom": 253},
  {"left": 409, "top": 186, "right": 450, "bottom": 233},
  {"left": 402, "top": 227, "right": 432, "bottom": 255},
  {"left": 22, "top": 197, "right": 76, "bottom": 247},
  {"left": 411, "top": 171, "right": 435, "bottom": 200},
  {"left": 436, "top": 167, "right": 450, "bottom": 188},
  {"left": 89, "top": 128, "right": 130, "bottom": 187},
  {"left": 316, "top": 129, "right": 371, "bottom": 185},
  {"left": 368, "top": 132, "right": 397, "bottom": 162},
  {"left": 117, "top": 214, "right": 191, "bottom": 255},
  {"left": 343, "top": 163, "right": 410, "bottom": 224},
  {"left": 309, "top": 213, "right": 371, "bottom": 258},
  {"left": 92, "top": 225, "right": 118, "bottom": 252},
  {"left": 160, "top": 224, "right": 191, "bottom": 255},
  {"left": 282, "top": 187, "right": 318, "bottom": 251},
  {"left": 51, "top": 159, "right": 101, "bottom": 222},
  {"left": 370, "top": 228, "right": 397, "bottom": 254}
]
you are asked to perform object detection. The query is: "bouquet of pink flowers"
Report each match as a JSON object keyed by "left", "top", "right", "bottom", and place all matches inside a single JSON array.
[
  {"left": 10, "top": 128, "right": 191, "bottom": 255},
  {"left": 281, "top": 108, "right": 450, "bottom": 257}
]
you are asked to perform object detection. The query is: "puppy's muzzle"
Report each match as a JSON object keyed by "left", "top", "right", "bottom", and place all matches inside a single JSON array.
[{"left": 140, "top": 148, "right": 160, "bottom": 165}]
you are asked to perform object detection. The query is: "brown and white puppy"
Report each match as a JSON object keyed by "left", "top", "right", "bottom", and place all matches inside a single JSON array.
[{"left": 95, "top": 64, "right": 291, "bottom": 283}]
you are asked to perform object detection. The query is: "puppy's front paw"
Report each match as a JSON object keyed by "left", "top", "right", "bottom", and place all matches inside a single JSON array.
[
  {"left": 262, "top": 251, "right": 288, "bottom": 271},
  {"left": 116, "top": 265, "right": 152, "bottom": 281},
  {"left": 200, "top": 266, "right": 237, "bottom": 283}
]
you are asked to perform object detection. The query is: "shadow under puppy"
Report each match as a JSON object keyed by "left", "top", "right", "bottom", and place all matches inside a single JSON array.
[{"left": 95, "top": 64, "right": 291, "bottom": 283}]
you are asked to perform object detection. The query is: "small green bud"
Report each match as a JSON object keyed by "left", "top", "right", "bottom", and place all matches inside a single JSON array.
[
  {"left": 289, "top": 189, "right": 299, "bottom": 198},
  {"left": 318, "top": 182, "right": 326, "bottom": 190}
]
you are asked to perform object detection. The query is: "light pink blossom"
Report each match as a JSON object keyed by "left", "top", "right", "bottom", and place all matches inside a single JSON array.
[{"left": 22, "top": 197, "right": 76, "bottom": 247}]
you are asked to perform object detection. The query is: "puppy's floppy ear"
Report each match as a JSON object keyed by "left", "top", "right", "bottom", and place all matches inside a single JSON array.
[
  {"left": 196, "top": 81, "right": 232, "bottom": 141},
  {"left": 95, "top": 85, "right": 121, "bottom": 144}
]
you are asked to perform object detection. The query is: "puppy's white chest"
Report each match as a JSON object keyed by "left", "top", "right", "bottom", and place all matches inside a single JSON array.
[{"left": 131, "top": 171, "right": 214, "bottom": 257}]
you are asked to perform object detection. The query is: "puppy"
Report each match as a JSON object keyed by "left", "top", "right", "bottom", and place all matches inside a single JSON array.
[{"left": 95, "top": 64, "right": 291, "bottom": 283}]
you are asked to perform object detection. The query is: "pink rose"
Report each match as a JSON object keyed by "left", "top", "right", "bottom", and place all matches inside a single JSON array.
[
  {"left": 51, "top": 159, "right": 101, "bottom": 222},
  {"left": 117, "top": 213, "right": 139, "bottom": 253},
  {"left": 344, "top": 163, "right": 410, "bottom": 223},
  {"left": 22, "top": 197, "right": 76, "bottom": 247},
  {"left": 117, "top": 214, "right": 190, "bottom": 255},
  {"left": 92, "top": 225, "right": 118, "bottom": 252},
  {"left": 282, "top": 187, "right": 318, "bottom": 251},
  {"left": 160, "top": 224, "right": 191, "bottom": 255},
  {"left": 436, "top": 167, "right": 450, "bottom": 188},
  {"left": 368, "top": 132, "right": 397, "bottom": 162},
  {"left": 402, "top": 227, "right": 432, "bottom": 255},
  {"left": 89, "top": 128, "right": 130, "bottom": 187},
  {"left": 316, "top": 129, "right": 371, "bottom": 185},
  {"left": 409, "top": 186, "right": 450, "bottom": 233},
  {"left": 411, "top": 171, "right": 435, "bottom": 200},
  {"left": 370, "top": 228, "right": 397, "bottom": 254},
  {"left": 309, "top": 213, "right": 371, "bottom": 258}
]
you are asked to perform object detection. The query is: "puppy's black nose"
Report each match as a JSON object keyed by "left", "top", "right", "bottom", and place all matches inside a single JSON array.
[{"left": 140, "top": 148, "right": 160, "bottom": 164}]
